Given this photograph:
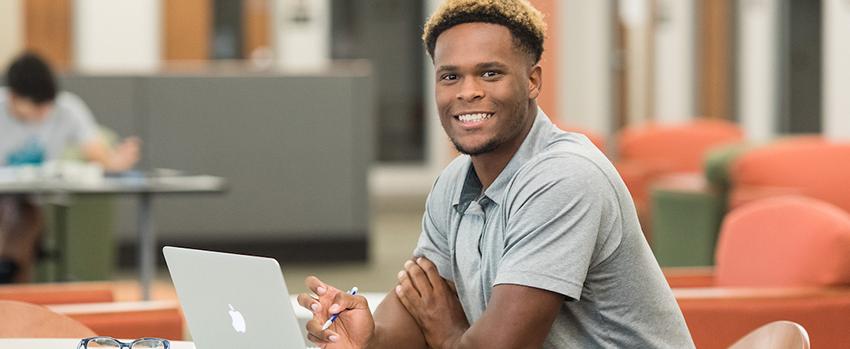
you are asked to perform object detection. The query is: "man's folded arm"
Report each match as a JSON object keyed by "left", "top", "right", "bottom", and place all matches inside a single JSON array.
[
  {"left": 448, "top": 284, "right": 563, "bottom": 349},
  {"left": 368, "top": 290, "right": 429, "bottom": 349}
]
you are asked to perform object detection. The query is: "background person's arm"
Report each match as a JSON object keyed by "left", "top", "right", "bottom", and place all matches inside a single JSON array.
[{"left": 81, "top": 136, "right": 140, "bottom": 172}]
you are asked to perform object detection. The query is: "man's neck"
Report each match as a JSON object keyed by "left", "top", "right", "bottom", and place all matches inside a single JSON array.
[{"left": 470, "top": 105, "right": 537, "bottom": 190}]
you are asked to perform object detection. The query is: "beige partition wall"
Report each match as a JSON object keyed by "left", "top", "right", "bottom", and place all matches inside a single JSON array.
[
  {"left": 737, "top": 0, "right": 781, "bottom": 141},
  {"left": 823, "top": 0, "right": 850, "bottom": 139},
  {"left": 74, "top": 0, "right": 161, "bottom": 72},
  {"left": 0, "top": 0, "right": 23, "bottom": 66},
  {"left": 653, "top": 0, "right": 697, "bottom": 123},
  {"left": 560, "top": 0, "right": 615, "bottom": 135}
]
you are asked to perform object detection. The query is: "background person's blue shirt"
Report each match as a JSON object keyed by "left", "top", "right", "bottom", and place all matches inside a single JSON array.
[{"left": 0, "top": 88, "right": 99, "bottom": 166}]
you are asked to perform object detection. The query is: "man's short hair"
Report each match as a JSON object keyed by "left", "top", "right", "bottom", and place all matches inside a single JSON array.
[
  {"left": 5, "top": 52, "right": 58, "bottom": 103},
  {"left": 422, "top": 0, "right": 546, "bottom": 64}
]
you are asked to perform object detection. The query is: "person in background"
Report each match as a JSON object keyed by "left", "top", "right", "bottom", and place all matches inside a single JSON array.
[
  {"left": 0, "top": 52, "right": 141, "bottom": 283},
  {"left": 296, "top": 0, "right": 695, "bottom": 348}
]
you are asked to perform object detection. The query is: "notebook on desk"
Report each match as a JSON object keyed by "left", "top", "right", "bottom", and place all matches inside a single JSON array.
[{"left": 163, "top": 246, "right": 309, "bottom": 349}]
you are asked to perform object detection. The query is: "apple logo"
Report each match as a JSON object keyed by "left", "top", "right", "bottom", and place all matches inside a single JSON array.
[{"left": 228, "top": 304, "right": 247, "bottom": 333}]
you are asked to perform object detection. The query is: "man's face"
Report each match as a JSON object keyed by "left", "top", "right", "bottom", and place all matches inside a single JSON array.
[
  {"left": 433, "top": 22, "right": 541, "bottom": 156},
  {"left": 8, "top": 93, "right": 53, "bottom": 123}
]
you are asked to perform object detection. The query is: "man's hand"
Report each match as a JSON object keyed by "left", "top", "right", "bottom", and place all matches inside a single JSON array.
[
  {"left": 395, "top": 257, "right": 469, "bottom": 349},
  {"left": 296, "top": 276, "right": 375, "bottom": 349}
]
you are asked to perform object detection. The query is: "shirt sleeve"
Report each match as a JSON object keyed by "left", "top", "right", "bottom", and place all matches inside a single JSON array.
[
  {"left": 494, "top": 154, "right": 621, "bottom": 301},
  {"left": 60, "top": 92, "right": 100, "bottom": 145},
  {"left": 413, "top": 178, "right": 454, "bottom": 282}
]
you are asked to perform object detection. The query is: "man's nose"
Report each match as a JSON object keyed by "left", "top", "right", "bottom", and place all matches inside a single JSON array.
[{"left": 456, "top": 78, "right": 484, "bottom": 102}]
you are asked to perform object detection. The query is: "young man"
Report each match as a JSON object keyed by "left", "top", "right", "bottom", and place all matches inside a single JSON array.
[
  {"left": 0, "top": 52, "right": 140, "bottom": 282},
  {"left": 297, "top": 1, "right": 694, "bottom": 347}
]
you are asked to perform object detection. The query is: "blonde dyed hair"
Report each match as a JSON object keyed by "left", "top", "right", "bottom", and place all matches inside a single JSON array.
[{"left": 422, "top": 0, "right": 547, "bottom": 63}]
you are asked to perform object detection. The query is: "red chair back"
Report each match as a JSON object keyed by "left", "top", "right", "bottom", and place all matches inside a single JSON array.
[
  {"left": 730, "top": 138, "right": 850, "bottom": 213},
  {"left": 618, "top": 118, "right": 743, "bottom": 173},
  {"left": 715, "top": 196, "right": 850, "bottom": 287}
]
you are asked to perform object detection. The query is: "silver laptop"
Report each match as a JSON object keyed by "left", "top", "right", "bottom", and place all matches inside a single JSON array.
[{"left": 163, "top": 246, "right": 307, "bottom": 349}]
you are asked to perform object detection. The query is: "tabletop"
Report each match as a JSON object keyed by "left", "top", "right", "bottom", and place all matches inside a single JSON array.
[{"left": 0, "top": 338, "right": 195, "bottom": 349}]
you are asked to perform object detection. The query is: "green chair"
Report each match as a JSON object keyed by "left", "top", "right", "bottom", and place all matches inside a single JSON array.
[
  {"left": 649, "top": 143, "right": 751, "bottom": 267},
  {"left": 35, "top": 128, "right": 118, "bottom": 282}
]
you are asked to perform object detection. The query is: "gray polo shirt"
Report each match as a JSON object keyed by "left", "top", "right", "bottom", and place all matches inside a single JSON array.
[
  {"left": 0, "top": 88, "right": 99, "bottom": 166},
  {"left": 414, "top": 108, "right": 694, "bottom": 348}
]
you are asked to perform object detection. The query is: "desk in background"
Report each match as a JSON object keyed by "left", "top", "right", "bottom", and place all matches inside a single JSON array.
[{"left": 0, "top": 174, "right": 226, "bottom": 300}]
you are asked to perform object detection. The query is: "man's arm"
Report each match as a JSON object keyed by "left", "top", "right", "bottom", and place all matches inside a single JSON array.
[
  {"left": 397, "top": 258, "right": 561, "bottom": 349},
  {"left": 369, "top": 288, "right": 429, "bottom": 348}
]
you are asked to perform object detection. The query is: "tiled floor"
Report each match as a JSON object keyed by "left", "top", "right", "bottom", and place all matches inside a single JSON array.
[{"left": 115, "top": 193, "right": 427, "bottom": 301}]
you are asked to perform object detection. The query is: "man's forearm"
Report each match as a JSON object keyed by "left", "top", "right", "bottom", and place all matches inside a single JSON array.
[{"left": 367, "top": 292, "right": 429, "bottom": 349}]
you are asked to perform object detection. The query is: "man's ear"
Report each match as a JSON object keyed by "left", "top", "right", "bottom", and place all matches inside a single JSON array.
[{"left": 528, "top": 64, "right": 542, "bottom": 100}]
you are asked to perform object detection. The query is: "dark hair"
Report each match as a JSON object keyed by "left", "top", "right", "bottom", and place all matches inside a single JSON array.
[
  {"left": 5, "top": 52, "right": 58, "bottom": 103},
  {"left": 423, "top": 0, "right": 546, "bottom": 64}
]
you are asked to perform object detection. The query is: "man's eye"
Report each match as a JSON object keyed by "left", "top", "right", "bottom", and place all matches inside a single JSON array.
[
  {"left": 482, "top": 71, "right": 500, "bottom": 78},
  {"left": 441, "top": 74, "right": 458, "bottom": 81}
]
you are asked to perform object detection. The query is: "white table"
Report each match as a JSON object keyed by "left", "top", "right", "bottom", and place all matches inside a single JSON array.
[
  {"left": 0, "top": 338, "right": 195, "bottom": 349},
  {"left": 0, "top": 175, "right": 226, "bottom": 300}
]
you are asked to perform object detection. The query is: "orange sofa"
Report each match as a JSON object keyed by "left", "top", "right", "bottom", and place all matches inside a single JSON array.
[
  {"left": 0, "top": 282, "right": 184, "bottom": 340},
  {"left": 664, "top": 196, "right": 850, "bottom": 348}
]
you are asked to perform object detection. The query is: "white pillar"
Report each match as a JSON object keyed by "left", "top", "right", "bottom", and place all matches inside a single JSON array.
[
  {"left": 737, "top": 0, "right": 781, "bottom": 141},
  {"left": 620, "top": 0, "right": 652, "bottom": 125},
  {"left": 0, "top": 0, "right": 23, "bottom": 66},
  {"left": 74, "top": 0, "right": 161, "bottom": 72},
  {"left": 653, "top": 0, "right": 697, "bottom": 123},
  {"left": 271, "top": 0, "right": 330, "bottom": 72},
  {"left": 424, "top": 0, "right": 453, "bottom": 172},
  {"left": 823, "top": 0, "right": 850, "bottom": 140},
  {"left": 560, "top": 0, "right": 615, "bottom": 135}
]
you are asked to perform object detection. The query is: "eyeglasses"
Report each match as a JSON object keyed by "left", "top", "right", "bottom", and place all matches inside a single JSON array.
[{"left": 77, "top": 336, "right": 171, "bottom": 349}]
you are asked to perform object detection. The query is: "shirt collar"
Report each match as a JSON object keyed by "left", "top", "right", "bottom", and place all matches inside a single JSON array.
[{"left": 452, "top": 107, "right": 556, "bottom": 213}]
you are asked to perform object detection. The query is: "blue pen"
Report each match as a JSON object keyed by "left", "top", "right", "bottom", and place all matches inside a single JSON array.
[{"left": 322, "top": 287, "right": 358, "bottom": 330}]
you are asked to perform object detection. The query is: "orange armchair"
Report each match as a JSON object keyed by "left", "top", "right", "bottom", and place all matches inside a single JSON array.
[
  {"left": 665, "top": 196, "right": 850, "bottom": 348},
  {"left": 729, "top": 137, "right": 850, "bottom": 213},
  {"left": 615, "top": 119, "right": 743, "bottom": 235}
]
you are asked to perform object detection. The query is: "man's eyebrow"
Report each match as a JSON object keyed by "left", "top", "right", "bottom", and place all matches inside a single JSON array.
[
  {"left": 436, "top": 65, "right": 458, "bottom": 73},
  {"left": 436, "top": 62, "right": 509, "bottom": 73},
  {"left": 476, "top": 61, "right": 509, "bottom": 69}
]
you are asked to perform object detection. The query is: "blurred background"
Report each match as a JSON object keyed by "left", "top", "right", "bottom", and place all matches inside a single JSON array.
[
  {"left": 0, "top": 0, "right": 847, "bottom": 282},
  {"left": 1, "top": 1, "right": 850, "bottom": 347},
  {"left": 1, "top": 0, "right": 848, "bottom": 283}
]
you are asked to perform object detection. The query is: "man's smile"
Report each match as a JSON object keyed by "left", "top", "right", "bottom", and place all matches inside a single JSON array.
[{"left": 453, "top": 112, "right": 495, "bottom": 129}]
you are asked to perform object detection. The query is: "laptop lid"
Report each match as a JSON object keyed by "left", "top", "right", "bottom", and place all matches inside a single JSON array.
[{"left": 163, "top": 246, "right": 307, "bottom": 349}]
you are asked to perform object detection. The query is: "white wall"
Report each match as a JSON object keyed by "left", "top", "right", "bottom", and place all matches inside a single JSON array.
[
  {"left": 620, "top": 0, "right": 652, "bottom": 125},
  {"left": 823, "top": 0, "right": 850, "bottom": 140},
  {"left": 653, "top": 0, "right": 696, "bottom": 123},
  {"left": 560, "top": 0, "right": 615, "bottom": 135},
  {"left": 74, "top": 0, "right": 161, "bottom": 72},
  {"left": 272, "top": 0, "right": 330, "bottom": 71},
  {"left": 737, "top": 0, "right": 781, "bottom": 141},
  {"left": 0, "top": 0, "right": 23, "bottom": 67}
]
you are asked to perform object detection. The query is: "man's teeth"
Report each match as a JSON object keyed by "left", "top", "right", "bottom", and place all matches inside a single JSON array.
[{"left": 457, "top": 113, "right": 494, "bottom": 122}]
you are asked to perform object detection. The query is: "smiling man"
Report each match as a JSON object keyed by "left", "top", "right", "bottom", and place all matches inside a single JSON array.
[{"left": 297, "top": 1, "right": 694, "bottom": 348}]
